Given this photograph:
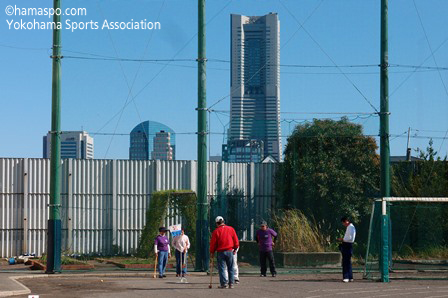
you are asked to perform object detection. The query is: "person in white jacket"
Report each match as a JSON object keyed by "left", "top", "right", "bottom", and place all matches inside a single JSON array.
[
  {"left": 223, "top": 246, "right": 240, "bottom": 284},
  {"left": 337, "top": 217, "right": 356, "bottom": 283},
  {"left": 172, "top": 228, "right": 190, "bottom": 277}
]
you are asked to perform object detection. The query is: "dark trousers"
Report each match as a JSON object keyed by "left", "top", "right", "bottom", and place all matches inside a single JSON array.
[
  {"left": 341, "top": 242, "right": 353, "bottom": 279},
  {"left": 175, "top": 250, "right": 187, "bottom": 275},
  {"left": 259, "top": 251, "right": 276, "bottom": 275}
]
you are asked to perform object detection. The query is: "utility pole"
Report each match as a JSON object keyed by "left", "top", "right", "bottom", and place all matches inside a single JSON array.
[
  {"left": 195, "top": 0, "right": 209, "bottom": 272},
  {"left": 380, "top": 0, "right": 390, "bottom": 283},
  {"left": 46, "top": 0, "right": 62, "bottom": 273},
  {"left": 406, "top": 127, "right": 411, "bottom": 161}
]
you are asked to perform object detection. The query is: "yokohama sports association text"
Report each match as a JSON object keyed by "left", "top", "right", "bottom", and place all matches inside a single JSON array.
[{"left": 6, "top": 19, "right": 161, "bottom": 31}]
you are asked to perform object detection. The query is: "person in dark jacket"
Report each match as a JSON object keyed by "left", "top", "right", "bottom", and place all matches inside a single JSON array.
[{"left": 256, "top": 221, "right": 277, "bottom": 277}]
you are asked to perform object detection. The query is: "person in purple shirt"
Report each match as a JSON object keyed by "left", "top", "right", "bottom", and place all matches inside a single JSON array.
[
  {"left": 256, "top": 221, "right": 278, "bottom": 277},
  {"left": 154, "top": 227, "right": 171, "bottom": 278}
]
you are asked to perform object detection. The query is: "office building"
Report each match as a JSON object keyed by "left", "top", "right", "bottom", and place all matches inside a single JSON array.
[
  {"left": 227, "top": 13, "right": 282, "bottom": 162},
  {"left": 151, "top": 131, "right": 173, "bottom": 160},
  {"left": 222, "top": 139, "right": 264, "bottom": 163},
  {"left": 43, "top": 131, "right": 94, "bottom": 159},
  {"left": 129, "top": 121, "right": 176, "bottom": 160}
]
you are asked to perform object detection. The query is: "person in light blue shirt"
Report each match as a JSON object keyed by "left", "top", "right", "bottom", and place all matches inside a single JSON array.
[{"left": 337, "top": 217, "right": 356, "bottom": 282}]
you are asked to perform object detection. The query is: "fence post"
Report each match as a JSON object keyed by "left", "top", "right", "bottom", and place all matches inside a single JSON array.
[
  {"left": 67, "top": 160, "right": 73, "bottom": 253},
  {"left": 248, "top": 162, "right": 255, "bottom": 240},
  {"left": 381, "top": 198, "right": 390, "bottom": 282},
  {"left": 112, "top": 160, "right": 117, "bottom": 255},
  {"left": 23, "top": 158, "right": 29, "bottom": 255}
]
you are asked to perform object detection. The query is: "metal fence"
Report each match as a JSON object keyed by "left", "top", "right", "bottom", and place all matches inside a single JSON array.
[{"left": 0, "top": 158, "right": 277, "bottom": 257}]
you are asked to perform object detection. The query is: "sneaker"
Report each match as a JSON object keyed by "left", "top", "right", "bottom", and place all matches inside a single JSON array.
[
  {"left": 234, "top": 279, "right": 240, "bottom": 284},
  {"left": 260, "top": 274, "right": 266, "bottom": 277},
  {"left": 162, "top": 275, "right": 167, "bottom": 278},
  {"left": 218, "top": 285, "right": 228, "bottom": 289},
  {"left": 159, "top": 275, "right": 163, "bottom": 279},
  {"left": 229, "top": 284, "right": 234, "bottom": 289},
  {"left": 272, "top": 274, "right": 277, "bottom": 277},
  {"left": 342, "top": 279, "right": 349, "bottom": 283},
  {"left": 349, "top": 279, "right": 354, "bottom": 282}
]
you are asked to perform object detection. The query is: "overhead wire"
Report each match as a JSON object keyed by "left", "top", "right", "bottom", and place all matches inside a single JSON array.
[
  {"left": 279, "top": 0, "right": 379, "bottom": 114},
  {"left": 412, "top": 0, "right": 448, "bottom": 100},
  {"left": 91, "top": 0, "right": 233, "bottom": 136},
  {"left": 207, "top": 0, "right": 325, "bottom": 110},
  {"left": 390, "top": 36, "right": 448, "bottom": 97},
  {"left": 393, "top": 1, "right": 448, "bottom": 255},
  {"left": 94, "top": 0, "right": 167, "bottom": 160}
]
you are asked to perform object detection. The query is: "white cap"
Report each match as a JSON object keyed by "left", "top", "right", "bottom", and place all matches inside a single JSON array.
[{"left": 215, "top": 216, "right": 224, "bottom": 223}]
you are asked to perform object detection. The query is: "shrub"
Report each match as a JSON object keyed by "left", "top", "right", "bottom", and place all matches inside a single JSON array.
[
  {"left": 137, "top": 190, "right": 197, "bottom": 258},
  {"left": 272, "top": 209, "right": 326, "bottom": 252}
]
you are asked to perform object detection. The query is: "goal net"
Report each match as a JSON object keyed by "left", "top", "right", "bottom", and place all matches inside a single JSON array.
[{"left": 364, "top": 197, "right": 448, "bottom": 281}]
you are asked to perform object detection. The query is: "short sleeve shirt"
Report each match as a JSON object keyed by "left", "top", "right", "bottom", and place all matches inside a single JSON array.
[{"left": 155, "top": 235, "right": 170, "bottom": 251}]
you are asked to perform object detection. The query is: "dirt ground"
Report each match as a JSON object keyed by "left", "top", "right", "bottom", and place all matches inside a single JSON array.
[{"left": 16, "top": 273, "right": 448, "bottom": 298}]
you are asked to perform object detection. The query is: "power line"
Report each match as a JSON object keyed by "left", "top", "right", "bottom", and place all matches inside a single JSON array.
[
  {"left": 62, "top": 51, "right": 448, "bottom": 73},
  {"left": 207, "top": 0, "right": 325, "bottom": 110},
  {"left": 92, "top": 0, "right": 233, "bottom": 136},
  {"left": 412, "top": 128, "right": 448, "bottom": 134},
  {"left": 412, "top": 0, "right": 448, "bottom": 101},
  {"left": 64, "top": 56, "right": 197, "bottom": 62},
  {"left": 279, "top": 0, "right": 379, "bottom": 114},
  {"left": 209, "top": 110, "right": 377, "bottom": 115},
  {"left": 390, "top": 37, "right": 448, "bottom": 97},
  {"left": 82, "top": 130, "right": 448, "bottom": 142},
  {"left": 94, "top": 0, "right": 166, "bottom": 160},
  {"left": 391, "top": 64, "right": 448, "bottom": 71},
  {"left": 0, "top": 43, "right": 49, "bottom": 51}
]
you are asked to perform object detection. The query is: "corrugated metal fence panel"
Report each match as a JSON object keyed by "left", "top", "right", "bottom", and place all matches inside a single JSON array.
[
  {"left": 114, "top": 160, "right": 150, "bottom": 254},
  {"left": 254, "top": 163, "right": 277, "bottom": 224},
  {"left": 26, "top": 158, "right": 50, "bottom": 257},
  {"left": 207, "top": 162, "right": 219, "bottom": 197},
  {"left": 0, "top": 158, "right": 24, "bottom": 257},
  {"left": 70, "top": 159, "right": 114, "bottom": 255},
  {"left": 0, "top": 158, "right": 277, "bottom": 257}
]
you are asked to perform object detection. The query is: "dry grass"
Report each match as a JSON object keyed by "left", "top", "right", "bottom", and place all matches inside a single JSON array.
[{"left": 272, "top": 209, "right": 326, "bottom": 252}]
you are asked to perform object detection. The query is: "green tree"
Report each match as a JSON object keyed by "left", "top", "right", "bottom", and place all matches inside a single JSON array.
[
  {"left": 392, "top": 139, "right": 448, "bottom": 197},
  {"left": 276, "top": 118, "right": 380, "bottom": 236},
  {"left": 391, "top": 140, "right": 448, "bottom": 251}
]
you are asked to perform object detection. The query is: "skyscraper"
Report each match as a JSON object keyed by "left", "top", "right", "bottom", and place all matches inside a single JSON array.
[
  {"left": 226, "top": 13, "right": 281, "bottom": 162},
  {"left": 151, "top": 130, "right": 174, "bottom": 160},
  {"left": 129, "top": 121, "right": 176, "bottom": 160},
  {"left": 43, "top": 131, "right": 94, "bottom": 159}
]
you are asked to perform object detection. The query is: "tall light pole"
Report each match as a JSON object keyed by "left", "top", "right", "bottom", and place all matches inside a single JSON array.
[
  {"left": 46, "top": 0, "right": 63, "bottom": 273},
  {"left": 380, "top": 0, "right": 390, "bottom": 283},
  {"left": 195, "top": 0, "right": 209, "bottom": 271}
]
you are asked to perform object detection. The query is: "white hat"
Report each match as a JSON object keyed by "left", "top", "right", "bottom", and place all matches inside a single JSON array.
[{"left": 215, "top": 216, "right": 224, "bottom": 223}]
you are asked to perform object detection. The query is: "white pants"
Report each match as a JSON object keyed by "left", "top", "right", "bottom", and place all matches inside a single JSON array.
[{"left": 223, "top": 252, "right": 239, "bottom": 280}]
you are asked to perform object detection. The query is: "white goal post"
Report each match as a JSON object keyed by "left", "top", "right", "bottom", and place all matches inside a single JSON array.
[
  {"left": 365, "top": 197, "right": 448, "bottom": 282},
  {"left": 380, "top": 197, "right": 448, "bottom": 202}
]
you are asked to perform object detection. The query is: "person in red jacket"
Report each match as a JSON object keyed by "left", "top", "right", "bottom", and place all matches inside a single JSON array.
[{"left": 210, "top": 216, "right": 239, "bottom": 289}]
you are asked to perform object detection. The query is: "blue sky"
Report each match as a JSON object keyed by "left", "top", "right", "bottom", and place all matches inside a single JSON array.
[{"left": 1, "top": 0, "right": 447, "bottom": 160}]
